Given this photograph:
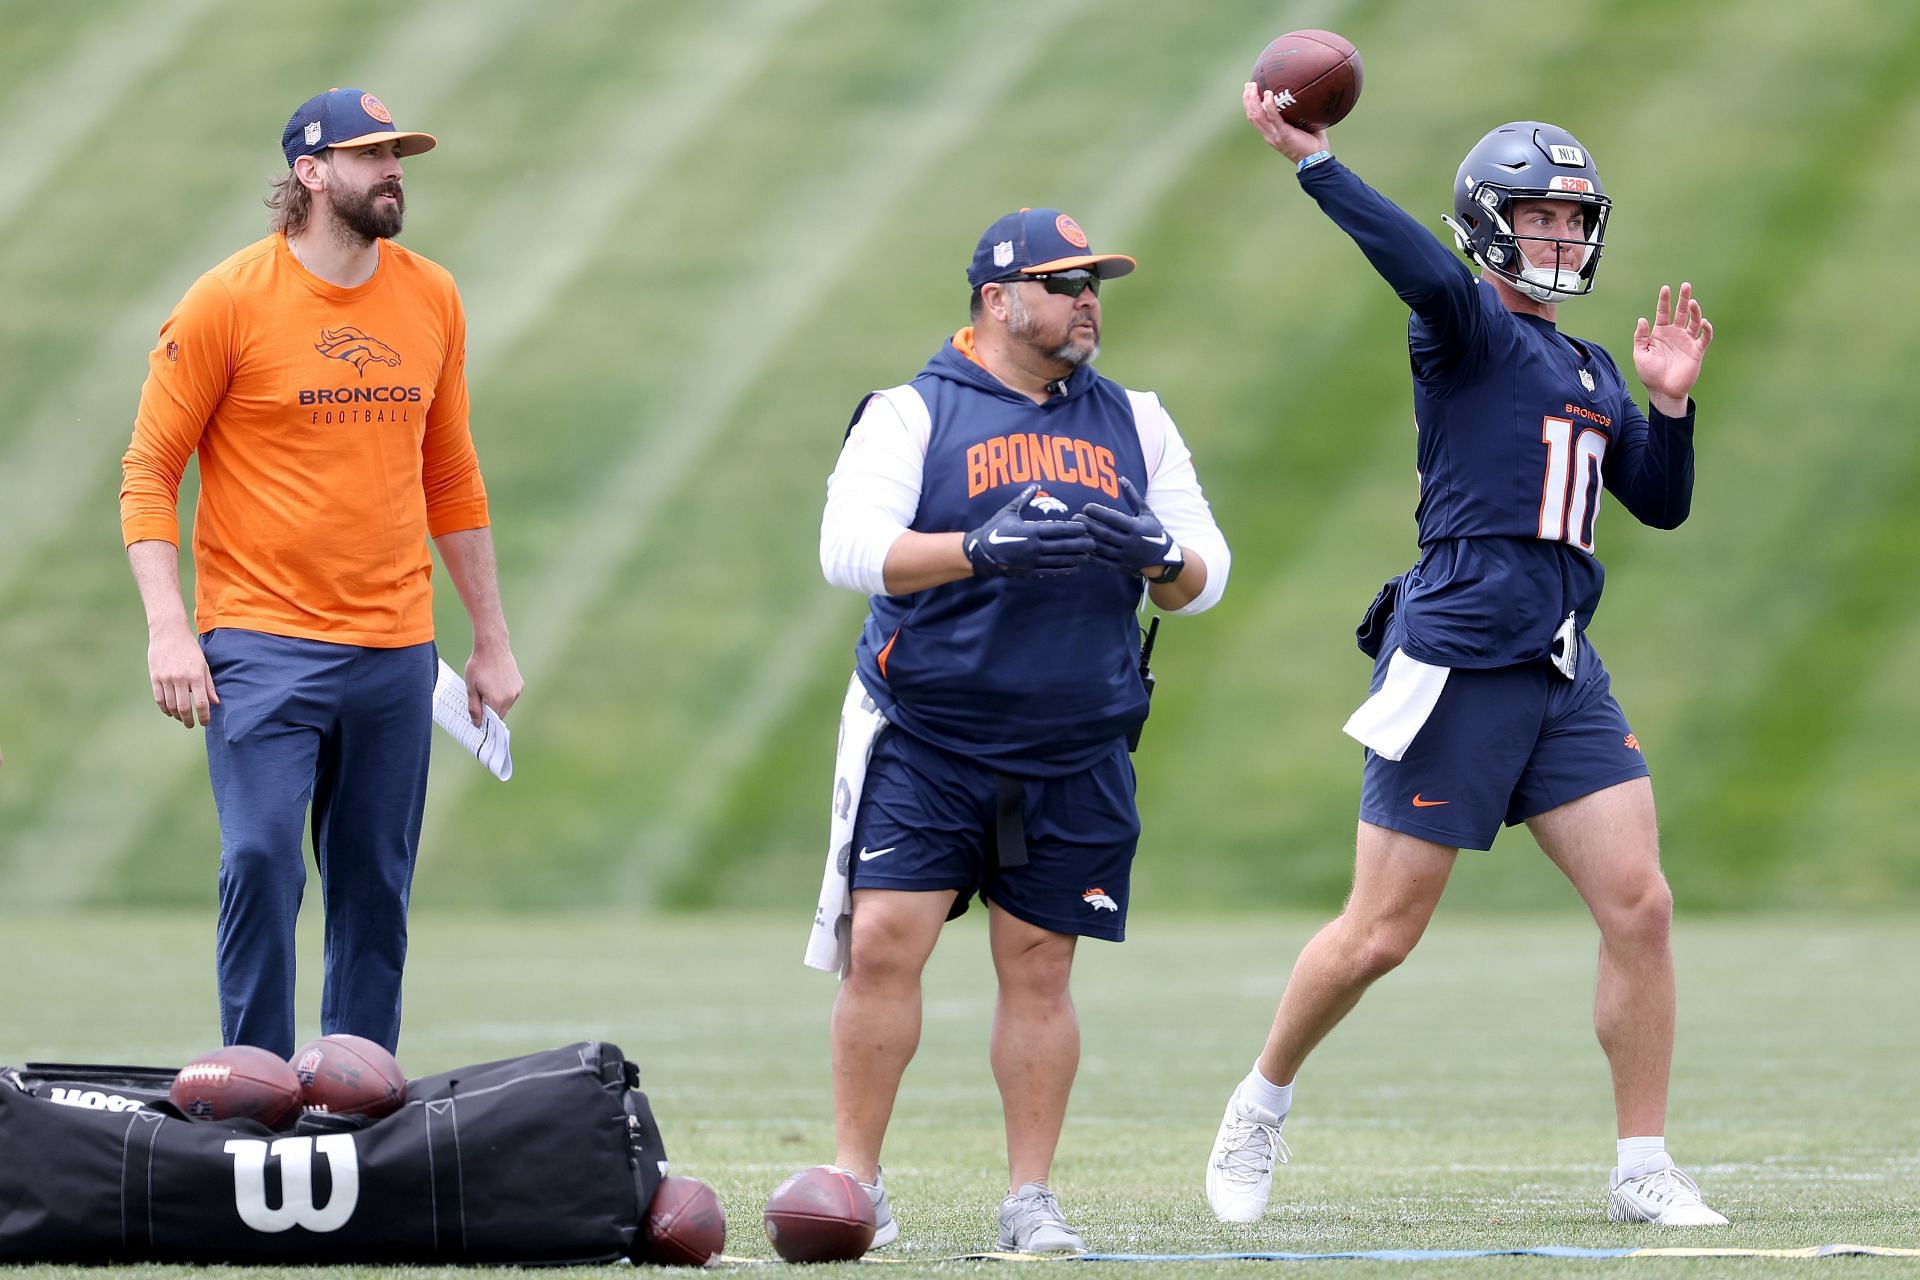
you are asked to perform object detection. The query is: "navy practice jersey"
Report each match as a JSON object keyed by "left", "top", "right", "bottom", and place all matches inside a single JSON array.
[
  {"left": 853, "top": 335, "right": 1151, "bottom": 777},
  {"left": 1299, "top": 159, "right": 1695, "bottom": 668}
]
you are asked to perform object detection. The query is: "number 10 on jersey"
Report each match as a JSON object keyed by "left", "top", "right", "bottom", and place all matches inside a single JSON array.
[{"left": 1538, "top": 416, "right": 1605, "bottom": 552}]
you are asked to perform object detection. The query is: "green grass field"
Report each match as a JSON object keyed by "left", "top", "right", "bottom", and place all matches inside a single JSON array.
[
  {"left": 3, "top": 4, "right": 1917, "bottom": 1269},
  {"left": 3, "top": 0, "right": 1919, "bottom": 913},
  {"left": 4, "top": 912, "right": 1917, "bottom": 1276}
]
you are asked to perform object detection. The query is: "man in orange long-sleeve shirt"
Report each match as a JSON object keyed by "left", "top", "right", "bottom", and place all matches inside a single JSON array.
[{"left": 120, "top": 88, "right": 523, "bottom": 1057}]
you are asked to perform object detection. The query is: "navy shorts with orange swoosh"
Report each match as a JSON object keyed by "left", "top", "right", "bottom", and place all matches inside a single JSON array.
[
  {"left": 1357, "top": 625, "right": 1650, "bottom": 851},
  {"left": 849, "top": 725, "right": 1139, "bottom": 941}
]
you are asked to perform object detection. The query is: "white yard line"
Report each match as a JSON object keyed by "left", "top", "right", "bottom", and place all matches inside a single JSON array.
[{"left": 0, "top": 0, "right": 542, "bottom": 909}]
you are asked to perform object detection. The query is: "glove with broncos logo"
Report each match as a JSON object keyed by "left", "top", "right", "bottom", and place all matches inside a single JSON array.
[
  {"left": 965, "top": 483, "right": 1097, "bottom": 577},
  {"left": 1077, "top": 477, "right": 1184, "bottom": 582}
]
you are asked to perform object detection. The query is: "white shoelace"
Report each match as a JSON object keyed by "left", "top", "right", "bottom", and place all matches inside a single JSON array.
[
  {"left": 1619, "top": 1164, "right": 1706, "bottom": 1207},
  {"left": 1215, "top": 1114, "right": 1291, "bottom": 1187},
  {"left": 1014, "top": 1185, "right": 1069, "bottom": 1229}
]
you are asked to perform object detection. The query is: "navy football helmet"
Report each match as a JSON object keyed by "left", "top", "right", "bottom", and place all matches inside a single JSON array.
[{"left": 1441, "top": 121, "right": 1611, "bottom": 303}]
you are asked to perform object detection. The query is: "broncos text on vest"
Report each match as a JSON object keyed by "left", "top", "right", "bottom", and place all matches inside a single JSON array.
[
  {"left": 853, "top": 330, "right": 1152, "bottom": 777},
  {"left": 966, "top": 433, "right": 1120, "bottom": 499}
]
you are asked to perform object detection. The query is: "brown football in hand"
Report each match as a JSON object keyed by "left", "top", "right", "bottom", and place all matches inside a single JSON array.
[
  {"left": 1252, "top": 29, "right": 1364, "bottom": 132},
  {"left": 763, "top": 1166, "right": 875, "bottom": 1263}
]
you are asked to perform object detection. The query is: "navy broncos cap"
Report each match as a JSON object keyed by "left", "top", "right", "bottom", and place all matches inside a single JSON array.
[
  {"left": 967, "top": 208, "right": 1137, "bottom": 289},
  {"left": 282, "top": 88, "right": 437, "bottom": 167}
]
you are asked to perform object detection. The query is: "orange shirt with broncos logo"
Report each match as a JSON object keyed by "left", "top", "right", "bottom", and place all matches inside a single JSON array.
[{"left": 119, "top": 234, "right": 489, "bottom": 648}]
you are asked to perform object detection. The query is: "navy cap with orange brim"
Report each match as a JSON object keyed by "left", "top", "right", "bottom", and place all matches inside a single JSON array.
[
  {"left": 282, "top": 88, "right": 437, "bottom": 167},
  {"left": 967, "top": 208, "right": 1136, "bottom": 288}
]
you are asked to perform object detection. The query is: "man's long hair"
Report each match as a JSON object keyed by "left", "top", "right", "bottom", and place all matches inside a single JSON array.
[{"left": 266, "top": 164, "right": 318, "bottom": 237}]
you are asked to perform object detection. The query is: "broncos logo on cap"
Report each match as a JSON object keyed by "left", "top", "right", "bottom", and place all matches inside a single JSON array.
[{"left": 315, "top": 326, "right": 402, "bottom": 375}]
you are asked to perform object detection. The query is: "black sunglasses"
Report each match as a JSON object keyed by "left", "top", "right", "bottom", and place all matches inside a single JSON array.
[{"left": 997, "top": 270, "right": 1101, "bottom": 298}]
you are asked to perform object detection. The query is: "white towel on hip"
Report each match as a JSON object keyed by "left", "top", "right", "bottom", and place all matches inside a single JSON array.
[
  {"left": 1342, "top": 648, "right": 1451, "bottom": 762},
  {"left": 804, "top": 673, "right": 890, "bottom": 974}
]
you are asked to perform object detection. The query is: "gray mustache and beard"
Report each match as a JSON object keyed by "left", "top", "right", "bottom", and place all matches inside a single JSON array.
[
  {"left": 334, "top": 180, "right": 406, "bottom": 241},
  {"left": 1004, "top": 284, "right": 1099, "bottom": 367}
]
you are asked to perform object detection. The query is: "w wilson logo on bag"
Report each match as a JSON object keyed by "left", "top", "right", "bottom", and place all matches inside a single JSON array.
[{"left": 225, "top": 1136, "right": 360, "bottom": 1234}]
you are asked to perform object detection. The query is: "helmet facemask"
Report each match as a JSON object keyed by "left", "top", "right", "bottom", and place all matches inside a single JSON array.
[
  {"left": 1445, "top": 184, "right": 1610, "bottom": 302},
  {"left": 1441, "top": 122, "right": 1613, "bottom": 304}
]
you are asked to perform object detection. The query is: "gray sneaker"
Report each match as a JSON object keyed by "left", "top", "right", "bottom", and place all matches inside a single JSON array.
[
  {"left": 996, "top": 1182, "right": 1086, "bottom": 1254},
  {"left": 861, "top": 1168, "right": 899, "bottom": 1249}
]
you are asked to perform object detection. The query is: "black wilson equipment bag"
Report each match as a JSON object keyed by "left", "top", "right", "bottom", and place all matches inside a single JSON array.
[{"left": 0, "top": 1041, "right": 667, "bottom": 1264}]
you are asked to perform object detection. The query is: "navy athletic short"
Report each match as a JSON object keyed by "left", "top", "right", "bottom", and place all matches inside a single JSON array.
[
  {"left": 1358, "top": 625, "right": 1650, "bottom": 852},
  {"left": 849, "top": 726, "right": 1139, "bottom": 941}
]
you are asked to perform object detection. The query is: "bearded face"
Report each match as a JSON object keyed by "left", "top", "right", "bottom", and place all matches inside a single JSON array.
[
  {"left": 1003, "top": 281, "right": 1100, "bottom": 367},
  {"left": 330, "top": 169, "right": 405, "bottom": 241}
]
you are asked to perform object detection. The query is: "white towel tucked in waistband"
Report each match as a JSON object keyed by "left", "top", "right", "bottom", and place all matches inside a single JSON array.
[
  {"left": 1342, "top": 648, "right": 1450, "bottom": 762},
  {"left": 804, "top": 673, "right": 890, "bottom": 974}
]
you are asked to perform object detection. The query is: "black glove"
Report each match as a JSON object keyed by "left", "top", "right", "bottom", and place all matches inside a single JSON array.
[
  {"left": 1077, "top": 477, "right": 1183, "bottom": 580},
  {"left": 965, "top": 483, "right": 1096, "bottom": 577}
]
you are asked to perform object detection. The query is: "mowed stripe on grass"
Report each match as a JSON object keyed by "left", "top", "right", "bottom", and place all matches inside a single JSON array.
[
  {"left": 0, "top": 0, "right": 224, "bottom": 235},
  {"left": 637, "top": 0, "right": 1359, "bottom": 905},
  {"left": 0, "top": 0, "right": 549, "bottom": 909},
  {"left": 415, "top": 0, "right": 1106, "bottom": 868},
  {"left": 6, "top": 2, "right": 1920, "bottom": 914}
]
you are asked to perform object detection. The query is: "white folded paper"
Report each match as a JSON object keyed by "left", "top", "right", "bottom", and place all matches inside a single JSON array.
[{"left": 431, "top": 659, "right": 513, "bottom": 780}]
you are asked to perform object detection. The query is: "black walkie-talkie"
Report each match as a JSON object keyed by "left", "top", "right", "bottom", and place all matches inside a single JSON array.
[{"left": 1127, "top": 616, "right": 1160, "bottom": 753}]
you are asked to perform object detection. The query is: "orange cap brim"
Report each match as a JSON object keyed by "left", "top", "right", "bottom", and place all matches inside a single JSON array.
[
  {"left": 1023, "top": 253, "right": 1136, "bottom": 280},
  {"left": 329, "top": 130, "right": 438, "bottom": 158}
]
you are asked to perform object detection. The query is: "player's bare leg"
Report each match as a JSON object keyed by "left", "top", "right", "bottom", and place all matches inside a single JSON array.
[
  {"left": 987, "top": 902, "right": 1086, "bottom": 1252},
  {"left": 1527, "top": 778, "right": 1672, "bottom": 1137},
  {"left": 987, "top": 903, "right": 1079, "bottom": 1188},
  {"left": 1527, "top": 776, "right": 1726, "bottom": 1225},
  {"left": 1257, "top": 822, "right": 1458, "bottom": 1084},
  {"left": 832, "top": 888, "right": 956, "bottom": 1182},
  {"left": 1209, "top": 822, "right": 1456, "bottom": 1222}
]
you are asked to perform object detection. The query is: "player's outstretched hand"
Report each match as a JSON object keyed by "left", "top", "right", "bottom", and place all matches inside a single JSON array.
[
  {"left": 966, "top": 483, "right": 1097, "bottom": 578},
  {"left": 1078, "top": 477, "right": 1184, "bottom": 578},
  {"left": 1243, "top": 81, "right": 1330, "bottom": 164},
  {"left": 1634, "top": 281, "right": 1713, "bottom": 414}
]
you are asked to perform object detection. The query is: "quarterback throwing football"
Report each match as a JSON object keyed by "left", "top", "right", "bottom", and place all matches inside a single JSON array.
[{"left": 1206, "top": 89, "right": 1725, "bottom": 1228}]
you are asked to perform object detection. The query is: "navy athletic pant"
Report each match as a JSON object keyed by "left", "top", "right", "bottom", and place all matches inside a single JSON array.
[{"left": 201, "top": 628, "right": 435, "bottom": 1058}]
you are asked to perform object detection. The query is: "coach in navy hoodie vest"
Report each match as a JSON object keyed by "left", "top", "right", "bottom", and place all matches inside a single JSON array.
[{"left": 815, "top": 209, "right": 1230, "bottom": 1254}]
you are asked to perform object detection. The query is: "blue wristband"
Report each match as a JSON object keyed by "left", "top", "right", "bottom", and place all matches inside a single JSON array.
[{"left": 1297, "top": 150, "right": 1332, "bottom": 172}]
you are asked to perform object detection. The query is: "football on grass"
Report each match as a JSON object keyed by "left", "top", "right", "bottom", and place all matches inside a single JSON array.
[
  {"left": 170, "top": 1045, "right": 302, "bottom": 1128},
  {"left": 763, "top": 1166, "right": 875, "bottom": 1263},
  {"left": 641, "top": 1175, "right": 727, "bottom": 1267},
  {"left": 291, "top": 1033, "right": 407, "bottom": 1120},
  {"left": 1252, "top": 28, "right": 1364, "bottom": 131}
]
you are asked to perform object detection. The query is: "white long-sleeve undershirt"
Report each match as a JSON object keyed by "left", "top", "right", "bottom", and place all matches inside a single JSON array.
[{"left": 818, "top": 384, "right": 1231, "bottom": 615}]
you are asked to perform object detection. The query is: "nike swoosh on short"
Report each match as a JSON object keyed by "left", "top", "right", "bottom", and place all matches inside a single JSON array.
[
  {"left": 987, "top": 530, "right": 1028, "bottom": 544},
  {"left": 1411, "top": 794, "right": 1450, "bottom": 807},
  {"left": 859, "top": 846, "right": 897, "bottom": 861}
]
